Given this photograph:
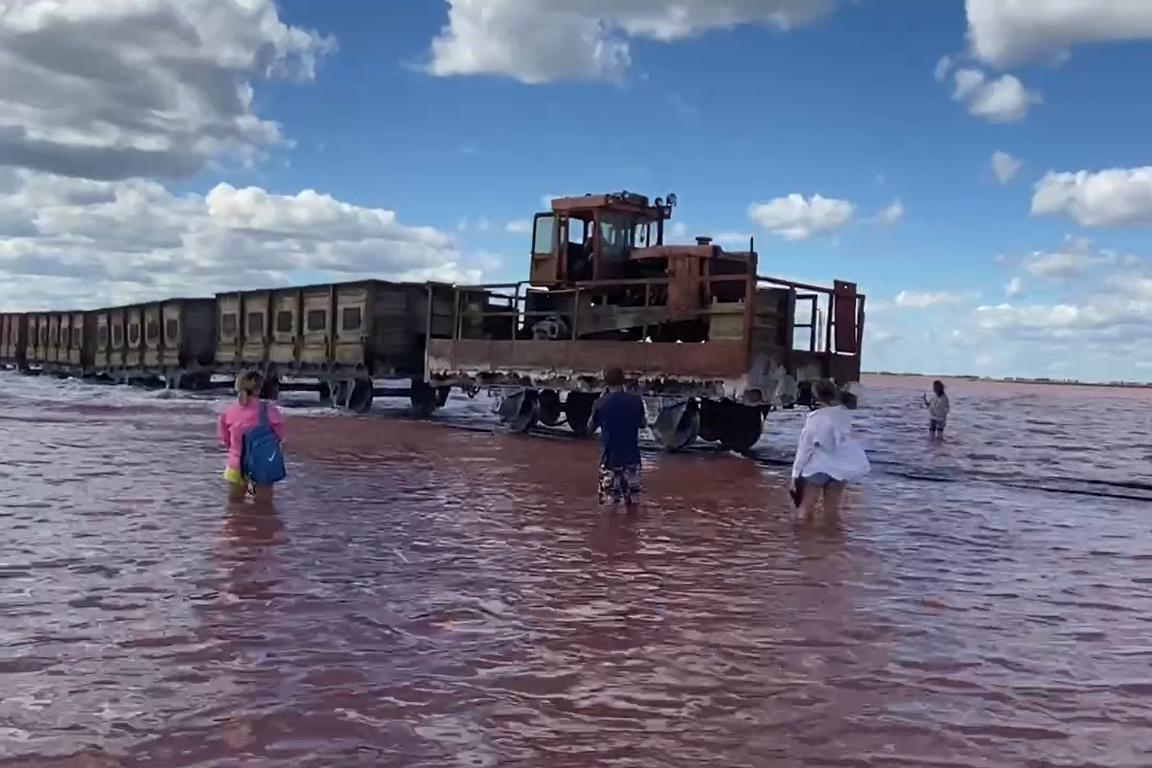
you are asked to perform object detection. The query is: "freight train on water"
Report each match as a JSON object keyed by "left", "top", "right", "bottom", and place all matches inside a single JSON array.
[{"left": 0, "top": 190, "right": 867, "bottom": 453}]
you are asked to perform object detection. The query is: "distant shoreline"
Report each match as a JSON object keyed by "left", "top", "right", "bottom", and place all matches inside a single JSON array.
[{"left": 863, "top": 372, "right": 1152, "bottom": 390}]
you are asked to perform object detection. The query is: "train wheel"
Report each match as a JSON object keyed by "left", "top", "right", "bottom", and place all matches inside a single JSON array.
[
  {"left": 259, "top": 373, "right": 281, "bottom": 401},
  {"left": 326, "top": 380, "right": 351, "bottom": 408},
  {"left": 716, "top": 403, "right": 764, "bottom": 454},
  {"left": 564, "top": 392, "right": 596, "bottom": 438},
  {"left": 537, "top": 389, "right": 563, "bottom": 426},
  {"left": 698, "top": 399, "right": 720, "bottom": 442},
  {"left": 410, "top": 381, "right": 439, "bottom": 418},
  {"left": 498, "top": 389, "right": 538, "bottom": 433},
  {"left": 652, "top": 400, "right": 699, "bottom": 452},
  {"left": 347, "top": 378, "right": 374, "bottom": 414}
]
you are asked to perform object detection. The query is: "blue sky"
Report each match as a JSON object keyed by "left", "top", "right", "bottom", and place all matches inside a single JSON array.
[{"left": 2, "top": 1, "right": 1152, "bottom": 382}]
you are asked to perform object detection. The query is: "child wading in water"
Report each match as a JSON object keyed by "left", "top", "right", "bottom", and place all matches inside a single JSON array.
[
  {"left": 923, "top": 379, "right": 950, "bottom": 437},
  {"left": 218, "top": 371, "right": 287, "bottom": 504}
]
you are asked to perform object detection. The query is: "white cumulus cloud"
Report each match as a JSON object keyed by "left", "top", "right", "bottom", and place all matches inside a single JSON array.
[
  {"left": 747, "top": 194, "right": 854, "bottom": 240},
  {"left": 894, "top": 290, "right": 961, "bottom": 309},
  {"left": 423, "top": 0, "right": 838, "bottom": 83},
  {"left": 1032, "top": 167, "right": 1152, "bottom": 228},
  {"left": 951, "top": 68, "right": 1040, "bottom": 122},
  {"left": 0, "top": 0, "right": 335, "bottom": 181},
  {"left": 991, "top": 150, "right": 1022, "bottom": 184},
  {"left": 875, "top": 199, "right": 903, "bottom": 225},
  {"left": 966, "top": 0, "right": 1152, "bottom": 67},
  {"left": 0, "top": 1, "right": 486, "bottom": 312},
  {"left": 0, "top": 170, "right": 477, "bottom": 311}
]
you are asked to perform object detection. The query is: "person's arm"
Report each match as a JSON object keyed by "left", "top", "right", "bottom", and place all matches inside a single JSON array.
[
  {"left": 791, "top": 418, "right": 818, "bottom": 480},
  {"left": 217, "top": 410, "right": 231, "bottom": 449},
  {"left": 267, "top": 404, "right": 285, "bottom": 441},
  {"left": 587, "top": 397, "right": 602, "bottom": 435}
]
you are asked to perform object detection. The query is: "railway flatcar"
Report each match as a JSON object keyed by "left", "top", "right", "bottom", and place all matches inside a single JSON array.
[
  {"left": 214, "top": 280, "right": 461, "bottom": 414},
  {"left": 425, "top": 190, "right": 867, "bottom": 453}
]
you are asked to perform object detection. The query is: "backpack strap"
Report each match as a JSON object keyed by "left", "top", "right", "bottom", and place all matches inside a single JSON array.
[{"left": 258, "top": 400, "right": 268, "bottom": 428}]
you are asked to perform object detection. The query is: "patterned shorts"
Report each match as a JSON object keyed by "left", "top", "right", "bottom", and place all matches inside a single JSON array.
[{"left": 598, "top": 464, "right": 642, "bottom": 506}]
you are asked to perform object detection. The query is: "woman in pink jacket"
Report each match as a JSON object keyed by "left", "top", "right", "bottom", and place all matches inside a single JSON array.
[{"left": 217, "top": 371, "right": 285, "bottom": 503}]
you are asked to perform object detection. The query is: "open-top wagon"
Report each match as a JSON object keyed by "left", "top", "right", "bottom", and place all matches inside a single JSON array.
[{"left": 215, "top": 280, "right": 465, "bottom": 413}]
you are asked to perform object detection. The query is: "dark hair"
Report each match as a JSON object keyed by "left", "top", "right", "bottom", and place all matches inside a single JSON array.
[
  {"left": 813, "top": 378, "right": 840, "bottom": 405},
  {"left": 604, "top": 367, "right": 625, "bottom": 388},
  {"left": 933, "top": 379, "right": 945, "bottom": 394}
]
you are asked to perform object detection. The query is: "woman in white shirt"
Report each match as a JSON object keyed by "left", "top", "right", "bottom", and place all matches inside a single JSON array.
[
  {"left": 922, "top": 379, "right": 950, "bottom": 437},
  {"left": 790, "top": 379, "right": 871, "bottom": 525}
]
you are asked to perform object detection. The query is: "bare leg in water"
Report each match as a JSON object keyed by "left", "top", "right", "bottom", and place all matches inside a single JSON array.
[
  {"left": 821, "top": 481, "right": 847, "bottom": 526},
  {"left": 251, "top": 484, "right": 275, "bottom": 505},
  {"left": 227, "top": 481, "right": 247, "bottom": 504},
  {"left": 797, "top": 481, "right": 822, "bottom": 525}
]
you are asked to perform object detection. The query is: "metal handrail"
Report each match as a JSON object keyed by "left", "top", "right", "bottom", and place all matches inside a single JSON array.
[{"left": 442, "top": 273, "right": 866, "bottom": 363}]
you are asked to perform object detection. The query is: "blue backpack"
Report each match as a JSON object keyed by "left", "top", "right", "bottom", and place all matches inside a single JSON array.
[{"left": 241, "top": 401, "right": 287, "bottom": 486}]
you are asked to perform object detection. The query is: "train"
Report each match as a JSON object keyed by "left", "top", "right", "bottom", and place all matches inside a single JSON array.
[{"left": 0, "top": 190, "right": 867, "bottom": 453}]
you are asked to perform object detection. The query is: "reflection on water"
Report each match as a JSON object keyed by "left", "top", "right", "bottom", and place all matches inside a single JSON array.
[{"left": 2, "top": 372, "right": 1152, "bottom": 766}]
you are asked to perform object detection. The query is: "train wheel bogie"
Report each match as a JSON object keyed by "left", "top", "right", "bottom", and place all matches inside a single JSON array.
[
  {"left": 534, "top": 391, "right": 562, "bottom": 426},
  {"left": 411, "top": 381, "right": 441, "bottom": 418},
  {"left": 347, "top": 378, "right": 374, "bottom": 414},
  {"left": 538, "top": 389, "right": 563, "bottom": 426},
  {"left": 652, "top": 399, "right": 699, "bottom": 452},
  {"left": 564, "top": 392, "right": 596, "bottom": 438},
  {"left": 328, "top": 380, "right": 351, "bottom": 409},
  {"left": 498, "top": 389, "right": 538, "bottom": 433},
  {"left": 700, "top": 399, "right": 764, "bottom": 454}
]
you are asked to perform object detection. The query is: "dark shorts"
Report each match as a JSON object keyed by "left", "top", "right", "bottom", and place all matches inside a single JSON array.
[
  {"left": 599, "top": 464, "right": 642, "bottom": 506},
  {"left": 929, "top": 419, "right": 945, "bottom": 432},
  {"left": 803, "top": 472, "right": 836, "bottom": 488}
]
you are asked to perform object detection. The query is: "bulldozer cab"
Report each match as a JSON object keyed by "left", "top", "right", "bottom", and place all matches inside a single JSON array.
[{"left": 528, "top": 191, "right": 676, "bottom": 287}]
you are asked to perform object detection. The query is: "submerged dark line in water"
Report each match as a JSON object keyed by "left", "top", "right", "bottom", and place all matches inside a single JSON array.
[{"left": 404, "top": 412, "right": 1152, "bottom": 504}]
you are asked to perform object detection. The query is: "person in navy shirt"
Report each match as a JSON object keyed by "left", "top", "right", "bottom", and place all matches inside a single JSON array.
[{"left": 587, "top": 367, "right": 646, "bottom": 509}]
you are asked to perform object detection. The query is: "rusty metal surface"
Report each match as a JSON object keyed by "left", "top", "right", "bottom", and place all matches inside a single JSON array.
[
  {"left": 426, "top": 338, "right": 755, "bottom": 397},
  {"left": 429, "top": 339, "right": 745, "bottom": 378}
]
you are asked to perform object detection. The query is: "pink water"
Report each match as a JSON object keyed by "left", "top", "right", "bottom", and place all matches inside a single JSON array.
[{"left": 2, "top": 373, "right": 1151, "bottom": 767}]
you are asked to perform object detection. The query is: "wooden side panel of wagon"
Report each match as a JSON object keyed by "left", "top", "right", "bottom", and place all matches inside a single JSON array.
[
  {"left": 269, "top": 289, "right": 300, "bottom": 367},
  {"left": 125, "top": 306, "right": 145, "bottom": 369},
  {"left": 68, "top": 312, "right": 93, "bottom": 370},
  {"left": 0, "top": 313, "right": 22, "bottom": 365},
  {"left": 215, "top": 294, "right": 241, "bottom": 371},
  {"left": 109, "top": 308, "right": 127, "bottom": 370},
  {"left": 47, "top": 314, "right": 63, "bottom": 364},
  {"left": 299, "top": 286, "right": 333, "bottom": 371},
  {"left": 175, "top": 299, "right": 217, "bottom": 371}
]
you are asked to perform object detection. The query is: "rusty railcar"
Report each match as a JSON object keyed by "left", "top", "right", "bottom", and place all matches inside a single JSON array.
[
  {"left": 19, "top": 310, "right": 95, "bottom": 375},
  {"left": 215, "top": 280, "right": 458, "bottom": 413},
  {"left": 0, "top": 312, "right": 27, "bottom": 368},
  {"left": 93, "top": 299, "right": 216, "bottom": 385},
  {"left": 425, "top": 190, "right": 866, "bottom": 453}
]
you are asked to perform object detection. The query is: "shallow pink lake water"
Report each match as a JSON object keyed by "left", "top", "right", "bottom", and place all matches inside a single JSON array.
[{"left": 2, "top": 372, "right": 1151, "bottom": 767}]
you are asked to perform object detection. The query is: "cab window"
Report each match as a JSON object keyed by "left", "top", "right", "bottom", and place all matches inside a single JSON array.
[
  {"left": 532, "top": 213, "right": 555, "bottom": 254},
  {"left": 598, "top": 213, "right": 632, "bottom": 262}
]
